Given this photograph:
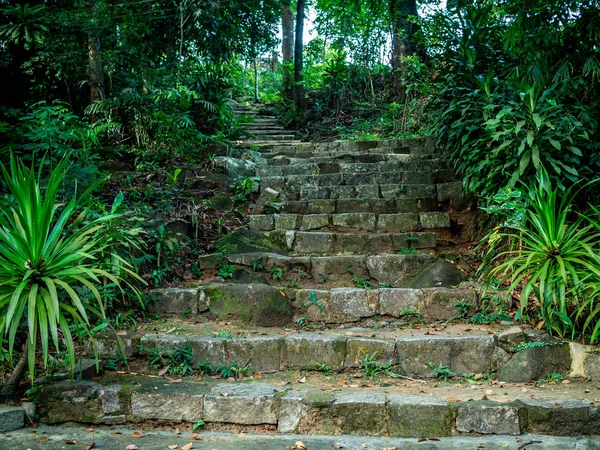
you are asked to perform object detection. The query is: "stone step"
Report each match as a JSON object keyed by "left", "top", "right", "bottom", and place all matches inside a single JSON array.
[
  {"left": 198, "top": 252, "right": 462, "bottom": 289},
  {"left": 260, "top": 170, "right": 457, "bottom": 192},
  {"left": 94, "top": 315, "right": 598, "bottom": 382},
  {"left": 36, "top": 373, "right": 600, "bottom": 437},
  {"left": 244, "top": 134, "right": 297, "bottom": 141},
  {"left": 274, "top": 198, "right": 439, "bottom": 215},
  {"left": 5, "top": 426, "right": 597, "bottom": 450},
  {"left": 240, "top": 140, "right": 303, "bottom": 148},
  {"left": 256, "top": 159, "right": 451, "bottom": 177},
  {"left": 245, "top": 125, "right": 288, "bottom": 131},
  {"left": 216, "top": 229, "right": 442, "bottom": 255},
  {"left": 249, "top": 212, "right": 450, "bottom": 233},
  {"left": 259, "top": 152, "right": 431, "bottom": 166},
  {"left": 147, "top": 283, "right": 476, "bottom": 326}
]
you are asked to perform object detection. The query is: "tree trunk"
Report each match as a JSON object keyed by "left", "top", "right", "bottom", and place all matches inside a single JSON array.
[
  {"left": 2, "top": 340, "right": 28, "bottom": 397},
  {"left": 282, "top": 0, "right": 294, "bottom": 98},
  {"left": 389, "top": 0, "right": 419, "bottom": 97},
  {"left": 88, "top": 1, "right": 105, "bottom": 105},
  {"left": 294, "top": 0, "right": 306, "bottom": 114},
  {"left": 254, "top": 58, "right": 259, "bottom": 103}
]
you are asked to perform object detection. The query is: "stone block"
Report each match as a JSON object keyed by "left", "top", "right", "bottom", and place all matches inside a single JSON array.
[
  {"left": 293, "top": 232, "right": 334, "bottom": 254},
  {"left": 204, "top": 284, "right": 293, "bottom": 326},
  {"left": 278, "top": 390, "right": 308, "bottom": 433},
  {"left": 396, "top": 335, "right": 495, "bottom": 377},
  {"left": 376, "top": 214, "right": 419, "bottom": 232},
  {"left": 420, "top": 288, "right": 478, "bottom": 321},
  {"left": 226, "top": 337, "right": 283, "bottom": 373},
  {"left": 437, "top": 181, "right": 463, "bottom": 203},
  {"left": 204, "top": 383, "right": 278, "bottom": 425},
  {"left": 0, "top": 406, "right": 24, "bottom": 433},
  {"left": 147, "top": 288, "right": 199, "bottom": 315},
  {"left": 388, "top": 394, "right": 454, "bottom": 437},
  {"left": 364, "top": 234, "right": 394, "bottom": 253},
  {"left": 407, "top": 184, "right": 436, "bottom": 199},
  {"left": 419, "top": 212, "right": 451, "bottom": 229},
  {"left": 249, "top": 215, "right": 274, "bottom": 231},
  {"left": 131, "top": 392, "right": 203, "bottom": 422},
  {"left": 307, "top": 200, "right": 335, "bottom": 214},
  {"left": 310, "top": 255, "right": 367, "bottom": 279},
  {"left": 188, "top": 337, "right": 228, "bottom": 366},
  {"left": 518, "top": 399, "right": 590, "bottom": 436},
  {"left": 356, "top": 185, "right": 379, "bottom": 198},
  {"left": 274, "top": 214, "right": 298, "bottom": 230},
  {"left": 254, "top": 187, "right": 280, "bottom": 214},
  {"left": 329, "top": 392, "right": 388, "bottom": 435},
  {"left": 497, "top": 327, "right": 525, "bottom": 353},
  {"left": 411, "top": 260, "right": 465, "bottom": 288},
  {"left": 345, "top": 337, "right": 396, "bottom": 368},
  {"left": 333, "top": 233, "right": 367, "bottom": 254},
  {"left": 300, "top": 214, "right": 330, "bottom": 231},
  {"left": 326, "top": 288, "right": 377, "bottom": 322},
  {"left": 499, "top": 344, "right": 571, "bottom": 383},
  {"left": 457, "top": 402, "right": 520, "bottom": 435},
  {"left": 332, "top": 213, "right": 376, "bottom": 231},
  {"left": 379, "top": 289, "right": 423, "bottom": 317},
  {"left": 367, "top": 254, "right": 436, "bottom": 287},
  {"left": 284, "top": 334, "right": 347, "bottom": 370},
  {"left": 407, "top": 232, "right": 437, "bottom": 249}
]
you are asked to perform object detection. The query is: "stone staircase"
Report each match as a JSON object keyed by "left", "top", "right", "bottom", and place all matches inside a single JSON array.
[
  {"left": 233, "top": 102, "right": 301, "bottom": 149},
  {"left": 25, "top": 124, "right": 600, "bottom": 446}
]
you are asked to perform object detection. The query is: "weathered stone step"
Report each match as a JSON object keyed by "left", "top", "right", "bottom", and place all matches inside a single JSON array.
[
  {"left": 198, "top": 252, "right": 463, "bottom": 289},
  {"left": 245, "top": 126, "right": 288, "bottom": 132},
  {"left": 249, "top": 212, "right": 450, "bottom": 233},
  {"left": 240, "top": 140, "right": 302, "bottom": 148},
  {"left": 260, "top": 170, "right": 456, "bottom": 192},
  {"left": 37, "top": 375, "right": 600, "bottom": 437},
  {"left": 5, "top": 426, "right": 597, "bottom": 450},
  {"left": 225, "top": 229, "right": 441, "bottom": 255},
  {"left": 245, "top": 134, "right": 297, "bottom": 141},
  {"left": 256, "top": 159, "right": 450, "bottom": 177},
  {"left": 296, "top": 183, "right": 461, "bottom": 203},
  {"left": 266, "top": 198, "right": 438, "bottom": 215},
  {"left": 259, "top": 152, "right": 433, "bottom": 166}
]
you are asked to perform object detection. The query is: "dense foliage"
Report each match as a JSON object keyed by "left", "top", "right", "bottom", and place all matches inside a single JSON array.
[{"left": 426, "top": 0, "right": 600, "bottom": 198}]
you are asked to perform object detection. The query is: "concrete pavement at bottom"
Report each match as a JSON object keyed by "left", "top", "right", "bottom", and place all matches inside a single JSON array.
[{"left": 0, "top": 425, "right": 599, "bottom": 450}]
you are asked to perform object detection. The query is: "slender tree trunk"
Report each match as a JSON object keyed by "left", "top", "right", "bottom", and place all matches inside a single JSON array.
[
  {"left": 294, "top": 0, "right": 306, "bottom": 114},
  {"left": 254, "top": 58, "right": 259, "bottom": 103},
  {"left": 389, "top": 0, "right": 419, "bottom": 97},
  {"left": 88, "top": 1, "right": 105, "bottom": 105},
  {"left": 3, "top": 340, "right": 28, "bottom": 397},
  {"left": 282, "top": 0, "right": 294, "bottom": 98}
]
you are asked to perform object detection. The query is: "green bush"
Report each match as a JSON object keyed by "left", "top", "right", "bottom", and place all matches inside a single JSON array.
[
  {"left": 0, "top": 156, "right": 141, "bottom": 383},
  {"left": 480, "top": 171, "right": 600, "bottom": 341}
]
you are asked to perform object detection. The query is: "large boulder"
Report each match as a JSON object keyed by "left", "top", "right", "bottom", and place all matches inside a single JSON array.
[
  {"left": 410, "top": 259, "right": 464, "bottom": 288},
  {"left": 203, "top": 284, "right": 293, "bottom": 326}
]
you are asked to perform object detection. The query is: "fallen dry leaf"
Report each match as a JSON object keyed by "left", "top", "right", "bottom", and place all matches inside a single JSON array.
[
  {"left": 39, "top": 437, "right": 49, "bottom": 443},
  {"left": 131, "top": 431, "right": 143, "bottom": 438},
  {"left": 220, "top": 392, "right": 229, "bottom": 397},
  {"left": 84, "top": 427, "right": 94, "bottom": 433},
  {"left": 190, "top": 435, "right": 203, "bottom": 441},
  {"left": 63, "top": 440, "right": 77, "bottom": 445},
  {"left": 168, "top": 445, "right": 178, "bottom": 449},
  {"left": 295, "top": 441, "right": 307, "bottom": 449},
  {"left": 85, "top": 444, "right": 96, "bottom": 450},
  {"left": 117, "top": 330, "right": 128, "bottom": 336},
  {"left": 158, "top": 366, "right": 170, "bottom": 376},
  {"left": 181, "top": 443, "right": 193, "bottom": 450},
  {"left": 125, "top": 446, "right": 138, "bottom": 450},
  {"left": 297, "top": 376, "right": 306, "bottom": 384}
]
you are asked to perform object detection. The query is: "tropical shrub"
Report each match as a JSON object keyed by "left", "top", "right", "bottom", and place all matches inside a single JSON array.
[
  {"left": 480, "top": 171, "right": 600, "bottom": 341},
  {"left": 425, "top": 1, "right": 600, "bottom": 199},
  {"left": 0, "top": 156, "right": 141, "bottom": 389}
]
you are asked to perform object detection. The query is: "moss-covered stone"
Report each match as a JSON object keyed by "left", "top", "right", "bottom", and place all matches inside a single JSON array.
[
  {"left": 204, "top": 283, "right": 292, "bottom": 326},
  {"left": 214, "top": 230, "right": 287, "bottom": 255},
  {"left": 518, "top": 399, "right": 589, "bottom": 436},
  {"left": 37, "top": 380, "right": 103, "bottom": 424},
  {"left": 388, "top": 394, "right": 455, "bottom": 437}
]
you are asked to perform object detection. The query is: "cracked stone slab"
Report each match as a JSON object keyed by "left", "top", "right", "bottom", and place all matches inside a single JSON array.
[{"left": 131, "top": 391, "right": 203, "bottom": 422}]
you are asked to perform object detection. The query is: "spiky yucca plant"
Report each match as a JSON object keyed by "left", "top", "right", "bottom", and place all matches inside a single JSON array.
[{"left": 0, "top": 156, "right": 140, "bottom": 391}]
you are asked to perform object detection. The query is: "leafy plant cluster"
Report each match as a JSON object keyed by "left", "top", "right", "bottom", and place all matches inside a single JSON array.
[
  {"left": 480, "top": 171, "right": 600, "bottom": 342},
  {"left": 425, "top": 0, "right": 600, "bottom": 199}
]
